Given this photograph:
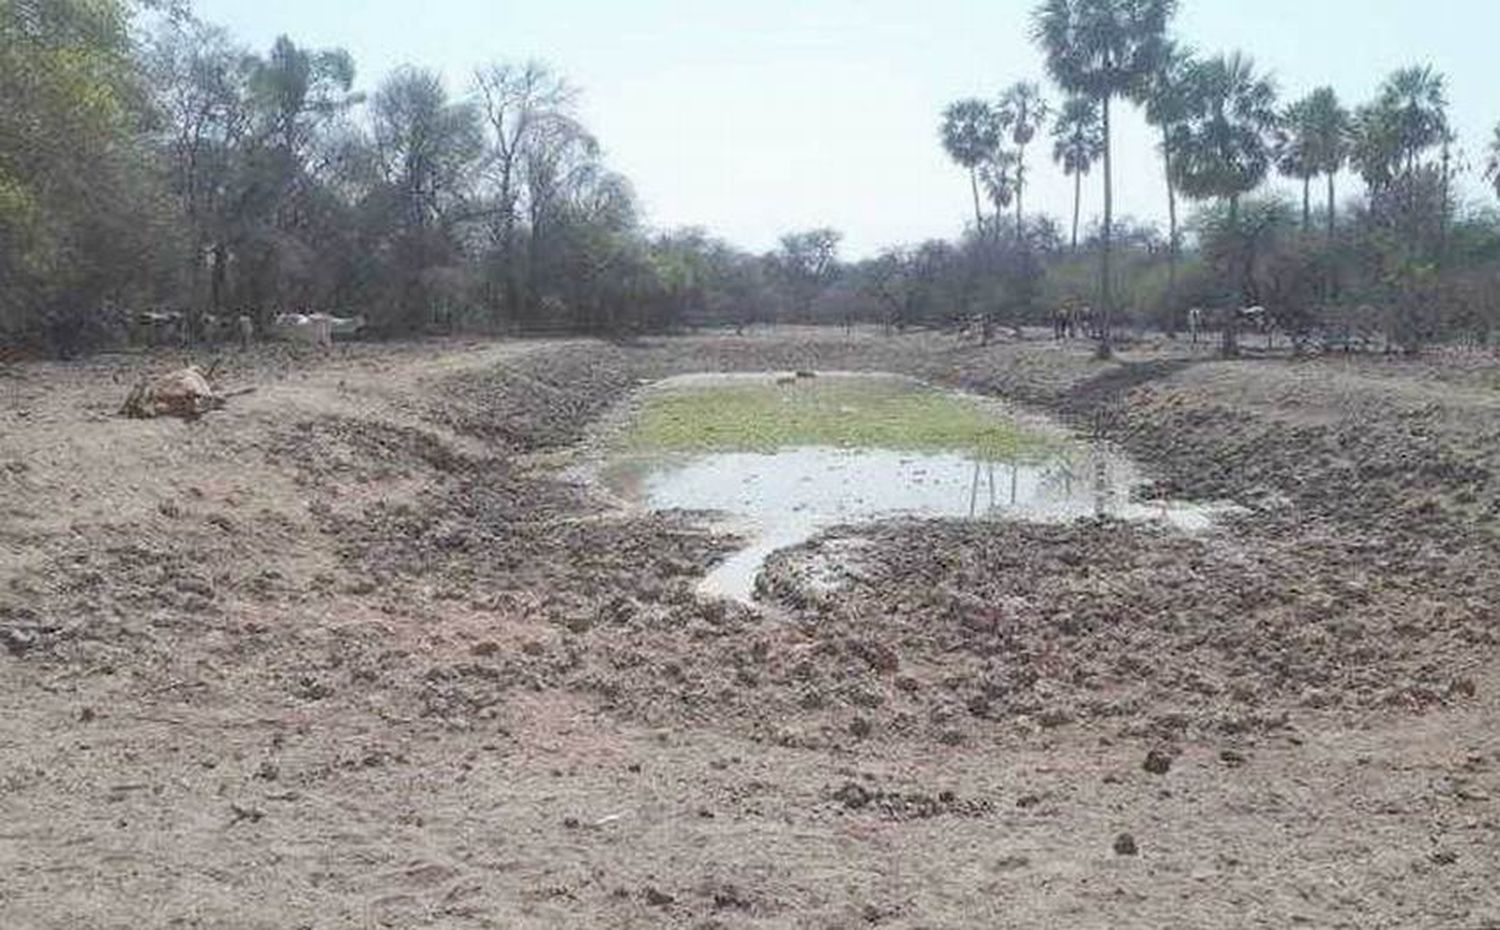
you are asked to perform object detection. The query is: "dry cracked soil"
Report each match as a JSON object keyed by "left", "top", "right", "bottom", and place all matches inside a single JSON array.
[{"left": 2, "top": 329, "right": 1499, "bottom": 928}]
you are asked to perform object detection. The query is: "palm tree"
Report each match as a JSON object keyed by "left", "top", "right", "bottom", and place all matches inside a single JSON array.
[
  {"left": 1297, "top": 87, "right": 1350, "bottom": 243},
  {"left": 1051, "top": 96, "right": 1104, "bottom": 251},
  {"left": 940, "top": 99, "right": 1003, "bottom": 239},
  {"left": 1171, "top": 52, "right": 1278, "bottom": 225},
  {"left": 1380, "top": 66, "right": 1448, "bottom": 183},
  {"left": 997, "top": 82, "right": 1050, "bottom": 237},
  {"left": 1132, "top": 39, "right": 1193, "bottom": 314},
  {"left": 978, "top": 148, "right": 1019, "bottom": 233},
  {"left": 1171, "top": 51, "right": 1277, "bottom": 354},
  {"left": 1351, "top": 67, "right": 1449, "bottom": 254},
  {"left": 1275, "top": 98, "right": 1319, "bottom": 233},
  {"left": 1350, "top": 100, "right": 1401, "bottom": 195},
  {"left": 1033, "top": 0, "right": 1177, "bottom": 357},
  {"left": 1486, "top": 124, "right": 1500, "bottom": 201}
]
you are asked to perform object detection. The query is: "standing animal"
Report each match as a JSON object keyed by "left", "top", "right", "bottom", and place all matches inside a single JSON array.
[
  {"left": 1075, "top": 305, "right": 1094, "bottom": 340},
  {"left": 1187, "top": 307, "right": 1203, "bottom": 345},
  {"left": 958, "top": 314, "right": 985, "bottom": 344},
  {"left": 1240, "top": 305, "right": 1275, "bottom": 349},
  {"left": 236, "top": 314, "right": 254, "bottom": 351},
  {"left": 1210, "top": 305, "right": 1268, "bottom": 356},
  {"left": 1052, "top": 305, "right": 1072, "bottom": 340},
  {"left": 271, "top": 312, "right": 363, "bottom": 351},
  {"left": 312, "top": 314, "right": 332, "bottom": 351},
  {"left": 132, "top": 309, "right": 185, "bottom": 347},
  {"left": 328, "top": 313, "right": 366, "bottom": 338}
]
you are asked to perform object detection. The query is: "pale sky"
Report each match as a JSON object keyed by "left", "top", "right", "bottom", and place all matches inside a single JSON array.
[{"left": 191, "top": 0, "right": 1498, "bottom": 258}]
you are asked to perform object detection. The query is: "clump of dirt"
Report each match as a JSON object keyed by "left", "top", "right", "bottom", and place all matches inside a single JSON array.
[{"left": 826, "top": 775, "right": 995, "bottom": 820}]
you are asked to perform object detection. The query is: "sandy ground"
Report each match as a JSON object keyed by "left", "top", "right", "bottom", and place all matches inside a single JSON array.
[{"left": 2, "top": 330, "right": 1499, "bottom": 929}]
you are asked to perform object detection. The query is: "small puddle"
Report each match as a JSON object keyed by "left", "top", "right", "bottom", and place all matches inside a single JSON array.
[{"left": 592, "top": 373, "right": 1235, "bottom": 603}]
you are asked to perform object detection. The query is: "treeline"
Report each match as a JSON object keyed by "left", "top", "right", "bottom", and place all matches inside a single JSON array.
[
  {"left": 912, "top": 0, "right": 1500, "bottom": 354},
  {"left": 0, "top": 0, "right": 851, "bottom": 355},
  {"left": 8, "top": 0, "right": 1500, "bottom": 357}
]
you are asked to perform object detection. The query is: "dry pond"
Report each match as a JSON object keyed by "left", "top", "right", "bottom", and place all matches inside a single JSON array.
[{"left": 594, "top": 371, "right": 1235, "bottom": 600}]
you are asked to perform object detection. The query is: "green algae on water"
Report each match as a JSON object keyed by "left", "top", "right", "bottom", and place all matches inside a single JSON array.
[{"left": 624, "top": 375, "right": 1052, "bottom": 459}]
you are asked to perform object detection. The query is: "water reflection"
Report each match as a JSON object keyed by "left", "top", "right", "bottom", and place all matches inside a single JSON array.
[{"left": 603, "top": 443, "right": 1233, "bottom": 603}]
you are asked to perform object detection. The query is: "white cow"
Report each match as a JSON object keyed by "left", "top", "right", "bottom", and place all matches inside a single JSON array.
[
  {"left": 272, "top": 313, "right": 328, "bottom": 349},
  {"left": 272, "top": 312, "right": 363, "bottom": 350}
]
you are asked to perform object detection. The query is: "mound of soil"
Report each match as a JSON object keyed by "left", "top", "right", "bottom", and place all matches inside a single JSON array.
[{"left": 759, "top": 515, "right": 1493, "bottom": 744}]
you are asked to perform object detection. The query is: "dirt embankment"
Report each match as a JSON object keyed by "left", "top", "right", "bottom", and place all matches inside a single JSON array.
[
  {"left": 2, "top": 331, "right": 1499, "bottom": 929},
  {"left": 756, "top": 343, "right": 1500, "bottom": 747}
]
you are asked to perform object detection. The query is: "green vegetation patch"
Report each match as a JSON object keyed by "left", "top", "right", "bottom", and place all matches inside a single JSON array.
[{"left": 624, "top": 376, "right": 1051, "bottom": 458}]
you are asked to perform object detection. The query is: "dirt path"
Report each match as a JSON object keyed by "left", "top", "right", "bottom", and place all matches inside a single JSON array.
[{"left": 2, "top": 332, "right": 1498, "bottom": 928}]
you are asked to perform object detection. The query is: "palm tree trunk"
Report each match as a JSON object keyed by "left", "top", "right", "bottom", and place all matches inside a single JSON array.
[
  {"left": 1099, "top": 94, "right": 1113, "bottom": 359},
  {"left": 1162, "top": 125, "right": 1178, "bottom": 328},
  {"left": 969, "top": 168, "right": 984, "bottom": 240},
  {"left": 1404, "top": 149, "right": 1418, "bottom": 233},
  {"left": 1224, "top": 195, "right": 1242, "bottom": 358},
  {"left": 1230, "top": 191, "right": 1244, "bottom": 301},
  {"left": 1016, "top": 144, "right": 1026, "bottom": 239},
  {"left": 1440, "top": 142, "right": 1452, "bottom": 264},
  {"left": 1071, "top": 170, "right": 1081, "bottom": 252},
  {"left": 1302, "top": 176, "right": 1311, "bottom": 233},
  {"left": 1326, "top": 172, "right": 1336, "bottom": 244}
]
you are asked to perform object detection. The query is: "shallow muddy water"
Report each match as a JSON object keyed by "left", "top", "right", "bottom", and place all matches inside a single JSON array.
[{"left": 597, "top": 373, "right": 1235, "bottom": 602}]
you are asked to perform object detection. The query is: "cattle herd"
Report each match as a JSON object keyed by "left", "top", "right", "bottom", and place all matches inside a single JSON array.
[{"left": 129, "top": 309, "right": 367, "bottom": 350}]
